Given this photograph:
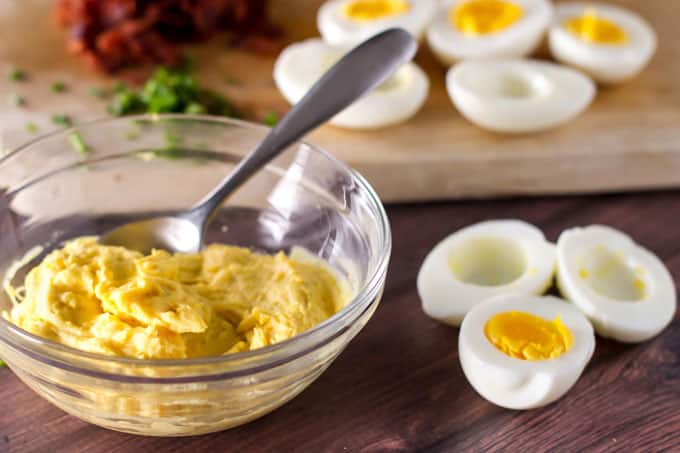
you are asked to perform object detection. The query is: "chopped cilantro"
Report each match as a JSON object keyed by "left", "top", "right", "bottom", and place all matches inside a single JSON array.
[
  {"left": 51, "top": 81, "right": 67, "bottom": 93},
  {"left": 51, "top": 114, "right": 73, "bottom": 127},
  {"left": 263, "top": 111, "right": 279, "bottom": 127},
  {"left": 8, "top": 93, "right": 25, "bottom": 107},
  {"left": 26, "top": 122, "right": 39, "bottom": 133},
  {"left": 68, "top": 131, "right": 90, "bottom": 156},
  {"left": 8, "top": 67, "right": 26, "bottom": 81}
]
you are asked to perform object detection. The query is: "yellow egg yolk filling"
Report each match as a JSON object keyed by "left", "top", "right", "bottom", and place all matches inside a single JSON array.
[
  {"left": 3, "top": 237, "right": 349, "bottom": 360},
  {"left": 484, "top": 311, "right": 573, "bottom": 360},
  {"left": 565, "top": 9, "right": 628, "bottom": 45},
  {"left": 451, "top": 0, "right": 523, "bottom": 36},
  {"left": 343, "top": 0, "right": 410, "bottom": 22}
]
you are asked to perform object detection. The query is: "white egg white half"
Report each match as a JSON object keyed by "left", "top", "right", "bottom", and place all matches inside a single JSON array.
[
  {"left": 426, "top": 0, "right": 553, "bottom": 65},
  {"left": 418, "top": 219, "right": 555, "bottom": 326},
  {"left": 446, "top": 59, "right": 595, "bottom": 133},
  {"left": 549, "top": 3, "right": 657, "bottom": 84},
  {"left": 557, "top": 225, "right": 676, "bottom": 343},
  {"left": 459, "top": 294, "right": 595, "bottom": 410},
  {"left": 317, "top": 0, "right": 437, "bottom": 47},
  {"left": 273, "top": 38, "right": 429, "bottom": 129}
]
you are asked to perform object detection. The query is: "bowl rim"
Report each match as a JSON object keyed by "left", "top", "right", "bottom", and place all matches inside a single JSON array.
[{"left": 0, "top": 114, "right": 392, "bottom": 380}]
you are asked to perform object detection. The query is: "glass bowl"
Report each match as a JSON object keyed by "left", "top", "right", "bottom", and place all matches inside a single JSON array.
[{"left": 0, "top": 115, "right": 391, "bottom": 436}]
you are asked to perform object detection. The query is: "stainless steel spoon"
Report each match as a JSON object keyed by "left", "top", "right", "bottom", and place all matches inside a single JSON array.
[{"left": 100, "top": 28, "right": 417, "bottom": 254}]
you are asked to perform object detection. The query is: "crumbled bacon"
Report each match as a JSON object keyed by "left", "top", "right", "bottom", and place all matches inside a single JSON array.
[{"left": 55, "top": 0, "right": 278, "bottom": 73}]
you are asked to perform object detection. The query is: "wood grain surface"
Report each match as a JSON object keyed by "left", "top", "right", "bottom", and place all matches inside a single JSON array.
[
  {"left": 1, "top": 191, "right": 679, "bottom": 452},
  {"left": 2, "top": 1, "right": 680, "bottom": 201}
]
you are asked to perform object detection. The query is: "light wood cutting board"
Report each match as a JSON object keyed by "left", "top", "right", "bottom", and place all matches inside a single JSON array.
[{"left": 1, "top": 0, "right": 679, "bottom": 202}]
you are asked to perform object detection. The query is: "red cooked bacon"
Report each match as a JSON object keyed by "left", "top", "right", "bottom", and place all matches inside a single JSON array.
[{"left": 55, "top": 0, "right": 277, "bottom": 73}]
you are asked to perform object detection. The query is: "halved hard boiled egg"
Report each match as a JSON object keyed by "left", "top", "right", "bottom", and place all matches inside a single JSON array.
[
  {"left": 459, "top": 294, "right": 595, "bottom": 409},
  {"left": 557, "top": 225, "right": 676, "bottom": 343},
  {"left": 446, "top": 59, "right": 596, "bottom": 133},
  {"left": 273, "top": 38, "right": 429, "bottom": 129},
  {"left": 317, "top": 0, "right": 437, "bottom": 47},
  {"left": 418, "top": 220, "right": 555, "bottom": 326},
  {"left": 426, "top": 0, "right": 553, "bottom": 65},
  {"left": 549, "top": 3, "right": 657, "bottom": 84}
]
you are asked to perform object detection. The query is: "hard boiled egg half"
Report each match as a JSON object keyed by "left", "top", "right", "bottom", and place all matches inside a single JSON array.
[
  {"left": 549, "top": 3, "right": 657, "bottom": 84},
  {"left": 317, "top": 0, "right": 437, "bottom": 47},
  {"left": 459, "top": 294, "right": 595, "bottom": 409},
  {"left": 557, "top": 225, "right": 676, "bottom": 343},
  {"left": 418, "top": 220, "right": 555, "bottom": 326},
  {"left": 274, "top": 38, "right": 429, "bottom": 129},
  {"left": 427, "top": 0, "right": 553, "bottom": 65},
  {"left": 446, "top": 59, "right": 596, "bottom": 133}
]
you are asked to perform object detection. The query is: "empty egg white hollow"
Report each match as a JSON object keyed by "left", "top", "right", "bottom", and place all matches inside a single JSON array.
[{"left": 418, "top": 220, "right": 556, "bottom": 326}]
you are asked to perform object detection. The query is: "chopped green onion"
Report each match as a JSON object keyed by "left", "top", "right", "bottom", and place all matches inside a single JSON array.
[
  {"left": 68, "top": 131, "right": 90, "bottom": 156},
  {"left": 51, "top": 114, "right": 73, "bottom": 127},
  {"left": 263, "top": 111, "right": 279, "bottom": 127},
  {"left": 8, "top": 67, "right": 26, "bottom": 81},
  {"left": 51, "top": 81, "right": 67, "bottom": 93},
  {"left": 107, "top": 66, "right": 236, "bottom": 117},
  {"left": 26, "top": 122, "right": 39, "bottom": 133},
  {"left": 8, "top": 93, "right": 25, "bottom": 107},
  {"left": 0, "top": 360, "right": 5, "bottom": 367}
]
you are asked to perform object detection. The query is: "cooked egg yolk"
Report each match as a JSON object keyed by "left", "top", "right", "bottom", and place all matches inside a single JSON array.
[
  {"left": 484, "top": 311, "right": 573, "bottom": 360},
  {"left": 565, "top": 9, "right": 628, "bottom": 45},
  {"left": 451, "top": 0, "right": 523, "bottom": 36},
  {"left": 343, "top": 0, "right": 409, "bottom": 22},
  {"left": 577, "top": 245, "right": 645, "bottom": 301}
]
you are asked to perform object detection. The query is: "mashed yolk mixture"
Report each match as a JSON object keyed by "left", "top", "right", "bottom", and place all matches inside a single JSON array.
[
  {"left": 484, "top": 311, "right": 573, "bottom": 360},
  {"left": 4, "top": 237, "right": 348, "bottom": 359}
]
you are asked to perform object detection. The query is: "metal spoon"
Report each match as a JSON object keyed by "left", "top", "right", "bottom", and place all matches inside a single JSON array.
[{"left": 100, "top": 28, "right": 417, "bottom": 254}]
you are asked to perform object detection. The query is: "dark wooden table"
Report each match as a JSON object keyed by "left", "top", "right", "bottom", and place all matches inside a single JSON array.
[{"left": 2, "top": 192, "right": 679, "bottom": 452}]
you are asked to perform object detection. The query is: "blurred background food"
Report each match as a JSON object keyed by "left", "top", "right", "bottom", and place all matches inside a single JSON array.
[
  {"left": 54, "top": 0, "right": 279, "bottom": 72},
  {"left": 1, "top": 0, "right": 679, "bottom": 202}
]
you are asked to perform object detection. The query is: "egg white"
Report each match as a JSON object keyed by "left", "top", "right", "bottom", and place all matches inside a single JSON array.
[
  {"left": 459, "top": 294, "right": 595, "bottom": 409},
  {"left": 557, "top": 225, "right": 676, "bottom": 343},
  {"left": 418, "top": 220, "right": 555, "bottom": 326},
  {"left": 426, "top": 0, "right": 553, "bottom": 65},
  {"left": 317, "top": 0, "right": 437, "bottom": 47},
  {"left": 549, "top": 3, "right": 657, "bottom": 84},
  {"left": 273, "top": 38, "right": 429, "bottom": 129},
  {"left": 446, "top": 58, "right": 595, "bottom": 133}
]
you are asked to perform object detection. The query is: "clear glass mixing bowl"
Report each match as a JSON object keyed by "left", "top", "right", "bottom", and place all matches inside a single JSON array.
[{"left": 0, "top": 115, "right": 391, "bottom": 436}]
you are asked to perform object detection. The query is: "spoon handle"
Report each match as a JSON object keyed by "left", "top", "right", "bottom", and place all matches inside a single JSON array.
[{"left": 189, "top": 28, "right": 417, "bottom": 227}]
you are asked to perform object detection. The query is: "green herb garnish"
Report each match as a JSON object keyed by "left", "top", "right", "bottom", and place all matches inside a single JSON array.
[
  {"left": 263, "top": 111, "right": 279, "bottom": 127},
  {"left": 68, "top": 131, "right": 90, "bottom": 156},
  {"left": 0, "top": 360, "right": 5, "bottom": 367},
  {"left": 8, "top": 93, "right": 25, "bottom": 107},
  {"left": 51, "top": 81, "right": 67, "bottom": 93},
  {"left": 51, "top": 114, "right": 73, "bottom": 127},
  {"left": 8, "top": 67, "right": 26, "bottom": 81},
  {"left": 26, "top": 122, "right": 39, "bottom": 133},
  {"left": 107, "top": 66, "right": 236, "bottom": 117}
]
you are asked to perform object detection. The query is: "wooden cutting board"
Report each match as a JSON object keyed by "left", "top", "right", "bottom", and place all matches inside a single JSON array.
[{"left": 1, "top": 0, "right": 679, "bottom": 202}]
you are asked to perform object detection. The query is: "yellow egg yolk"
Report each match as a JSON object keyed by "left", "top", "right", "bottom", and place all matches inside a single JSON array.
[
  {"left": 565, "top": 9, "right": 628, "bottom": 45},
  {"left": 484, "top": 311, "right": 573, "bottom": 360},
  {"left": 343, "top": 0, "right": 410, "bottom": 22},
  {"left": 451, "top": 0, "right": 523, "bottom": 36}
]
